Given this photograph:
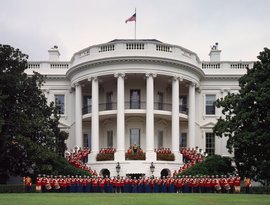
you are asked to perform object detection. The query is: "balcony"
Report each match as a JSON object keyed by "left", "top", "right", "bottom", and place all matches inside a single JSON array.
[{"left": 82, "top": 101, "right": 188, "bottom": 115}]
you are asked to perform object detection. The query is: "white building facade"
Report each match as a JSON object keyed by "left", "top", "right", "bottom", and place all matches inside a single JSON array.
[{"left": 25, "top": 40, "right": 253, "bottom": 177}]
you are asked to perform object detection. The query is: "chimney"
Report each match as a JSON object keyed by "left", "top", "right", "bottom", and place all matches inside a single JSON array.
[
  {"left": 48, "top": 45, "right": 60, "bottom": 61},
  {"left": 209, "top": 42, "right": 221, "bottom": 61}
]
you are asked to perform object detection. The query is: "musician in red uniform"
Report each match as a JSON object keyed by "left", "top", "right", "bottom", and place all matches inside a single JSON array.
[
  {"left": 227, "top": 175, "right": 235, "bottom": 193},
  {"left": 36, "top": 174, "right": 42, "bottom": 192},
  {"left": 204, "top": 176, "right": 211, "bottom": 193},
  {"left": 199, "top": 176, "right": 205, "bottom": 193},
  {"left": 234, "top": 174, "right": 241, "bottom": 193}
]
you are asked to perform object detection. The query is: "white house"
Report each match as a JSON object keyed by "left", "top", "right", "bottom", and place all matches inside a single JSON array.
[{"left": 25, "top": 40, "right": 253, "bottom": 178}]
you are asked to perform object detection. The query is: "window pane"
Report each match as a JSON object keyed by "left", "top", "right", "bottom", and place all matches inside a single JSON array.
[
  {"left": 130, "top": 128, "right": 140, "bottom": 146},
  {"left": 83, "top": 96, "right": 92, "bottom": 114},
  {"left": 130, "top": 90, "right": 140, "bottom": 109},
  {"left": 157, "top": 130, "right": 163, "bottom": 147},
  {"left": 83, "top": 134, "right": 88, "bottom": 148},
  {"left": 107, "top": 130, "right": 113, "bottom": 147},
  {"left": 157, "top": 92, "right": 163, "bottom": 110},
  {"left": 55, "top": 95, "right": 65, "bottom": 114},
  {"left": 180, "top": 133, "right": 187, "bottom": 149},
  {"left": 205, "top": 132, "right": 215, "bottom": 155},
  {"left": 205, "top": 95, "right": 216, "bottom": 115},
  {"left": 106, "top": 92, "right": 113, "bottom": 110},
  {"left": 179, "top": 96, "right": 187, "bottom": 113}
]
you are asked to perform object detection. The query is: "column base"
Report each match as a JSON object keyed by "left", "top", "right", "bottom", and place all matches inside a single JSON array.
[
  {"left": 146, "top": 151, "right": 156, "bottom": 162},
  {"left": 173, "top": 151, "right": 183, "bottom": 163},
  {"left": 114, "top": 150, "right": 125, "bottom": 162}
]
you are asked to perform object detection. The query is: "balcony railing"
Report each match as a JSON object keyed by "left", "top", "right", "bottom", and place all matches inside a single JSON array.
[
  {"left": 154, "top": 102, "right": 172, "bottom": 111},
  {"left": 125, "top": 101, "right": 146, "bottom": 109},
  {"left": 82, "top": 102, "right": 188, "bottom": 115},
  {"left": 82, "top": 105, "right": 92, "bottom": 115},
  {"left": 99, "top": 102, "right": 117, "bottom": 111}
]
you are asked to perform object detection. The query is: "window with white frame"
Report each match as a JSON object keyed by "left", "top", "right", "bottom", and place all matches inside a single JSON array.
[
  {"left": 55, "top": 95, "right": 65, "bottom": 114},
  {"left": 180, "top": 133, "right": 187, "bottom": 149},
  {"left": 205, "top": 94, "right": 216, "bottom": 115},
  {"left": 205, "top": 132, "right": 215, "bottom": 155}
]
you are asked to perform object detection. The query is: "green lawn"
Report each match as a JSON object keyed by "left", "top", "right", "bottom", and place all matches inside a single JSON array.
[{"left": 0, "top": 193, "right": 269, "bottom": 205}]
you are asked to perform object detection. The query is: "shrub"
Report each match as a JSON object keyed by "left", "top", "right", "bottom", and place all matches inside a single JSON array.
[
  {"left": 179, "top": 155, "right": 235, "bottom": 176},
  {"left": 125, "top": 152, "right": 146, "bottom": 160},
  {"left": 96, "top": 153, "right": 114, "bottom": 161},
  {"left": 157, "top": 153, "right": 175, "bottom": 161}
]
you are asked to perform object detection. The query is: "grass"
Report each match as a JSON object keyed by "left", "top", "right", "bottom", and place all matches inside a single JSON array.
[{"left": 0, "top": 193, "right": 269, "bottom": 205}]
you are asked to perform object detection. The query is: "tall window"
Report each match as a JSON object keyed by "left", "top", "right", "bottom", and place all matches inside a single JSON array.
[
  {"left": 107, "top": 130, "right": 113, "bottom": 147},
  {"left": 55, "top": 95, "right": 65, "bottom": 114},
  {"left": 179, "top": 96, "right": 187, "bottom": 113},
  {"left": 205, "top": 95, "right": 216, "bottom": 115},
  {"left": 130, "top": 89, "right": 140, "bottom": 109},
  {"left": 83, "top": 96, "right": 92, "bottom": 114},
  {"left": 83, "top": 134, "right": 89, "bottom": 148},
  {"left": 157, "top": 130, "right": 163, "bottom": 147},
  {"left": 130, "top": 128, "right": 140, "bottom": 146},
  {"left": 205, "top": 132, "right": 215, "bottom": 155},
  {"left": 157, "top": 92, "right": 164, "bottom": 110},
  {"left": 106, "top": 92, "right": 113, "bottom": 110},
  {"left": 180, "top": 133, "right": 187, "bottom": 149}
]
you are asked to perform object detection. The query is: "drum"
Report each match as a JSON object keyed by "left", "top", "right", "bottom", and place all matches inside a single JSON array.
[
  {"left": 225, "top": 184, "right": 230, "bottom": 191},
  {"left": 215, "top": 185, "right": 221, "bottom": 191},
  {"left": 45, "top": 183, "right": 52, "bottom": 190}
]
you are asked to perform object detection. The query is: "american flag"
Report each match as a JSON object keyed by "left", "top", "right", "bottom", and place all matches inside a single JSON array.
[{"left": 125, "top": 13, "right": 136, "bottom": 23}]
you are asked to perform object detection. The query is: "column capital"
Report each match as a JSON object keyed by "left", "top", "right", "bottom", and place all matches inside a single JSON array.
[
  {"left": 145, "top": 73, "right": 157, "bottom": 78},
  {"left": 88, "top": 76, "right": 98, "bottom": 82},
  {"left": 114, "top": 72, "right": 125, "bottom": 78},
  {"left": 71, "top": 82, "right": 81, "bottom": 88},
  {"left": 172, "top": 76, "right": 182, "bottom": 81},
  {"left": 189, "top": 81, "right": 196, "bottom": 87}
]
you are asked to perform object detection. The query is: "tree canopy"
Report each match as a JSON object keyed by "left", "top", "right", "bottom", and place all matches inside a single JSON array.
[
  {"left": 0, "top": 44, "right": 70, "bottom": 183},
  {"left": 214, "top": 48, "right": 270, "bottom": 185}
]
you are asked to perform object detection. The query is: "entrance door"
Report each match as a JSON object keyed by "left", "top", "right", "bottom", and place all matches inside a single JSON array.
[{"left": 160, "top": 169, "right": 170, "bottom": 178}]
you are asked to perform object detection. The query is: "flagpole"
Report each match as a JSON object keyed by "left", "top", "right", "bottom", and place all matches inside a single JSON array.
[{"left": 135, "top": 8, "right": 136, "bottom": 39}]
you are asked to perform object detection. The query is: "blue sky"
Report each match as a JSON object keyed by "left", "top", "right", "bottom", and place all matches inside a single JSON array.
[{"left": 1, "top": 0, "right": 269, "bottom": 61}]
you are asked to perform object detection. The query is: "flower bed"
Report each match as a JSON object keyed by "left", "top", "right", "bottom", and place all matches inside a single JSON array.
[
  {"left": 96, "top": 153, "right": 114, "bottom": 161},
  {"left": 157, "top": 153, "right": 175, "bottom": 161},
  {"left": 125, "top": 152, "right": 146, "bottom": 160}
]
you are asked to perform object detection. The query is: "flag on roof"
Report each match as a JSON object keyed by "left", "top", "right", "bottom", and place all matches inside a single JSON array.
[{"left": 125, "top": 13, "right": 136, "bottom": 23}]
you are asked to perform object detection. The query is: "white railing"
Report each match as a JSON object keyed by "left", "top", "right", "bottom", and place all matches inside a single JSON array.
[
  {"left": 27, "top": 63, "right": 40, "bottom": 69},
  {"left": 202, "top": 62, "right": 253, "bottom": 70}
]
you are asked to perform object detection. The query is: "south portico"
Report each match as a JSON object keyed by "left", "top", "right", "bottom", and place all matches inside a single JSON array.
[{"left": 71, "top": 71, "right": 199, "bottom": 165}]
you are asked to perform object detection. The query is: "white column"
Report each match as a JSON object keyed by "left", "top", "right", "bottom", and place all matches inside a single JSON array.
[
  {"left": 172, "top": 76, "right": 180, "bottom": 152},
  {"left": 188, "top": 82, "right": 196, "bottom": 149},
  {"left": 172, "top": 76, "right": 182, "bottom": 162},
  {"left": 114, "top": 72, "right": 125, "bottom": 161},
  {"left": 146, "top": 73, "right": 156, "bottom": 161},
  {"left": 91, "top": 77, "right": 99, "bottom": 154},
  {"left": 75, "top": 83, "right": 83, "bottom": 148}
]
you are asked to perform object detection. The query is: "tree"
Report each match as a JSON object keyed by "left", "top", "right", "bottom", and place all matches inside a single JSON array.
[
  {"left": 214, "top": 48, "right": 270, "bottom": 185},
  {"left": 179, "top": 155, "right": 235, "bottom": 176},
  {"left": 0, "top": 44, "right": 69, "bottom": 183}
]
